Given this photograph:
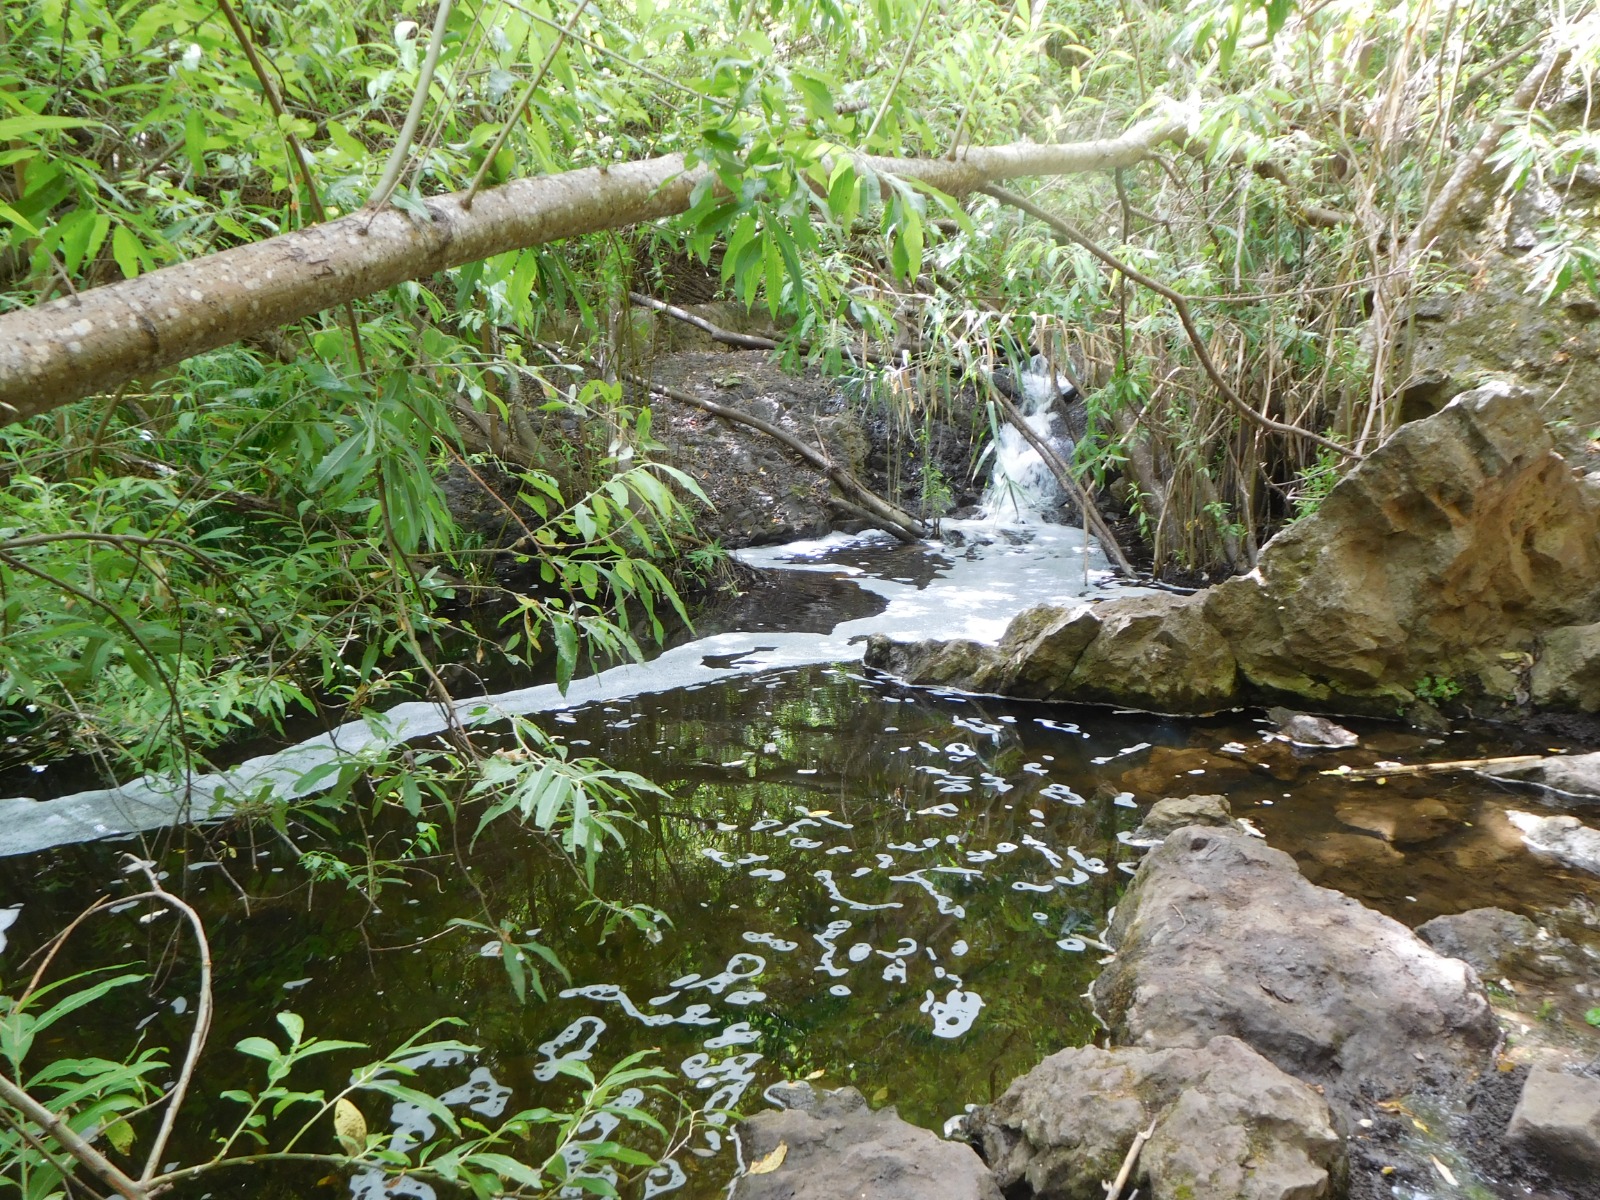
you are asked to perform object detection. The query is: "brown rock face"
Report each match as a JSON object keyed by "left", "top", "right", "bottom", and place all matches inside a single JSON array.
[{"left": 1206, "top": 382, "right": 1600, "bottom": 706}]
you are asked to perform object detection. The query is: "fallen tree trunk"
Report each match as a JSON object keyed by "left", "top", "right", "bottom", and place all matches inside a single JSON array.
[{"left": 0, "top": 114, "right": 1183, "bottom": 420}]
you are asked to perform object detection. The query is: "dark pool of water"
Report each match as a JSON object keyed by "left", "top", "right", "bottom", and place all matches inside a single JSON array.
[{"left": 4, "top": 537, "right": 1600, "bottom": 1199}]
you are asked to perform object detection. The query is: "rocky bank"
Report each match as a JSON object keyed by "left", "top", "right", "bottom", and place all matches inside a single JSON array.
[{"left": 867, "top": 382, "right": 1600, "bottom": 719}]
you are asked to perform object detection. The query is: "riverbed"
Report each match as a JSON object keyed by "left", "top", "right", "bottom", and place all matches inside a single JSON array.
[{"left": 2, "top": 524, "right": 1597, "bottom": 1199}]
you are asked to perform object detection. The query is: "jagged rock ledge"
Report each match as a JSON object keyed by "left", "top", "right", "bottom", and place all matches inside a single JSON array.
[{"left": 867, "top": 383, "right": 1600, "bottom": 717}]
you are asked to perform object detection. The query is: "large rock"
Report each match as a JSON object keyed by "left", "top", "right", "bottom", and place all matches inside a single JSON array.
[
  {"left": 1506, "top": 1064, "right": 1600, "bottom": 1179},
  {"left": 1092, "top": 826, "right": 1499, "bottom": 1113},
  {"left": 865, "top": 593, "right": 1238, "bottom": 713},
  {"left": 868, "top": 384, "right": 1600, "bottom": 716},
  {"left": 1415, "top": 907, "right": 1540, "bottom": 978},
  {"left": 732, "top": 1085, "right": 1001, "bottom": 1200},
  {"left": 1206, "top": 382, "right": 1600, "bottom": 708},
  {"left": 1506, "top": 811, "right": 1600, "bottom": 875},
  {"left": 1131, "top": 793, "right": 1235, "bottom": 840},
  {"left": 861, "top": 634, "right": 1006, "bottom": 693},
  {"left": 1530, "top": 622, "right": 1600, "bottom": 711},
  {"left": 970, "top": 1035, "right": 1342, "bottom": 1200}
]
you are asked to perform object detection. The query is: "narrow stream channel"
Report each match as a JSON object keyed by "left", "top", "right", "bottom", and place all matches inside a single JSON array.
[{"left": 3, "top": 525, "right": 1598, "bottom": 1199}]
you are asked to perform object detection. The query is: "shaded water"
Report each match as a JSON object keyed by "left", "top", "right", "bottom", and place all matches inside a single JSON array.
[{"left": 3, "top": 529, "right": 1600, "bottom": 1199}]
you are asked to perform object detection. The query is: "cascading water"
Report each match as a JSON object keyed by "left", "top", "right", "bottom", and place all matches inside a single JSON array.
[{"left": 977, "top": 354, "right": 1079, "bottom": 523}]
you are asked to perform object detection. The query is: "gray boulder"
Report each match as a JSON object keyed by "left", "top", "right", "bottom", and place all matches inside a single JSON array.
[
  {"left": 1506, "top": 811, "right": 1600, "bottom": 875},
  {"left": 970, "top": 1036, "right": 1342, "bottom": 1200},
  {"left": 1507, "top": 1064, "right": 1600, "bottom": 1178},
  {"left": 1092, "top": 826, "right": 1499, "bottom": 1113},
  {"left": 1415, "top": 907, "right": 1539, "bottom": 978},
  {"left": 1530, "top": 622, "right": 1600, "bottom": 711},
  {"left": 732, "top": 1085, "right": 1001, "bottom": 1200}
]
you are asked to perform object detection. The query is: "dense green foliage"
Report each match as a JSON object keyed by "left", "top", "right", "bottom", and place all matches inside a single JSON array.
[{"left": 3, "top": 0, "right": 1599, "bottom": 1194}]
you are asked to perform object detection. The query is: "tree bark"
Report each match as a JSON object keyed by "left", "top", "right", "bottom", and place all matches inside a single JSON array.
[{"left": 0, "top": 114, "right": 1182, "bottom": 420}]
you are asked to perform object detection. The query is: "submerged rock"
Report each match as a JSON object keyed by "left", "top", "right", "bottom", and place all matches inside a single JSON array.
[
  {"left": 1092, "top": 826, "right": 1499, "bottom": 1113},
  {"left": 1332, "top": 795, "right": 1463, "bottom": 844},
  {"left": 1506, "top": 811, "right": 1600, "bottom": 875},
  {"left": 970, "top": 1036, "right": 1342, "bottom": 1200},
  {"left": 869, "top": 384, "right": 1600, "bottom": 717},
  {"left": 732, "top": 1085, "right": 1001, "bottom": 1200}
]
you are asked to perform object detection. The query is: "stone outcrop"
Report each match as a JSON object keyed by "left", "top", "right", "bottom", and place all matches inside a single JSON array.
[
  {"left": 1091, "top": 825, "right": 1500, "bottom": 1113},
  {"left": 867, "top": 384, "right": 1600, "bottom": 716},
  {"left": 732, "top": 1085, "right": 1001, "bottom": 1200},
  {"left": 970, "top": 1036, "right": 1342, "bottom": 1200}
]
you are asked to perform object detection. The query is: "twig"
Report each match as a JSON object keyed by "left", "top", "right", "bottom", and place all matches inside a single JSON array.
[
  {"left": 0, "top": 1072, "right": 149, "bottom": 1200},
  {"left": 629, "top": 293, "right": 788, "bottom": 352},
  {"left": 865, "top": 0, "right": 936, "bottom": 142},
  {"left": 1321, "top": 754, "right": 1544, "bottom": 781},
  {"left": 368, "top": 0, "right": 455, "bottom": 212},
  {"left": 464, "top": 0, "right": 592, "bottom": 208},
  {"left": 127, "top": 861, "right": 213, "bottom": 1186},
  {"left": 980, "top": 185, "right": 1359, "bottom": 462},
  {"left": 620, "top": 369, "right": 927, "bottom": 542},
  {"left": 629, "top": 291, "right": 891, "bottom": 362},
  {"left": 1105, "top": 1120, "right": 1157, "bottom": 1200}
]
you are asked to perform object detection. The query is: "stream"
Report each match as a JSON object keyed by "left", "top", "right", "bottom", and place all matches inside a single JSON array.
[{"left": 3, "top": 522, "right": 1599, "bottom": 1199}]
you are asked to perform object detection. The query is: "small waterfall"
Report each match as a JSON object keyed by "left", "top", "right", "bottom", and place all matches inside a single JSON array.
[{"left": 978, "top": 355, "right": 1078, "bottom": 524}]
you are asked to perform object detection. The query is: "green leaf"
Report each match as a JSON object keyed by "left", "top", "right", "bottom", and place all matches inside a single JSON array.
[
  {"left": 184, "top": 109, "right": 207, "bottom": 176},
  {"left": 0, "top": 115, "right": 102, "bottom": 141},
  {"left": 235, "top": 1036, "right": 283, "bottom": 1061},
  {"left": 0, "top": 200, "right": 39, "bottom": 236},
  {"left": 553, "top": 616, "right": 579, "bottom": 691},
  {"left": 465, "top": 1151, "right": 545, "bottom": 1187}
]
